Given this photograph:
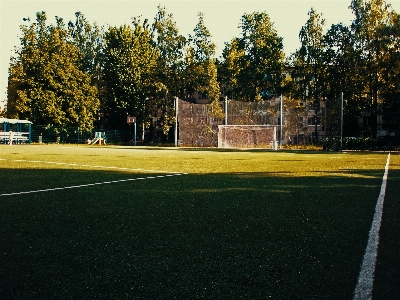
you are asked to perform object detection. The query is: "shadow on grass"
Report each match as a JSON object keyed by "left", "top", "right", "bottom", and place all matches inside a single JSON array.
[{"left": 0, "top": 167, "right": 399, "bottom": 299}]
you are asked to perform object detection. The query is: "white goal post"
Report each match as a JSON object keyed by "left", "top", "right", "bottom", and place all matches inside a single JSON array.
[{"left": 218, "top": 125, "right": 278, "bottom": 149}]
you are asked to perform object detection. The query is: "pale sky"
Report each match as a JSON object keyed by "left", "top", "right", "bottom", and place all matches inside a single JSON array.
[{"left": 1, "top": 0, "right": 399, "bottom": 108}]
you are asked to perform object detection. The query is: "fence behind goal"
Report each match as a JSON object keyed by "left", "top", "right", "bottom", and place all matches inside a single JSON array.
[{"left": 218, "top": 125, "right": 278, "bottom": 149}]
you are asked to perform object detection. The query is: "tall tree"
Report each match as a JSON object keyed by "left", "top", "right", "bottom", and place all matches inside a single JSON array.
[
  {"left": 153, "top": 5, "right": 186, "bottom": 95},
  {"left": 152, "top": 5, "right": 186, "bottom": 134},
  {"left": 69, "top": 12, "right": 104, "bottom": 78},
  {"left": 323, "top": 23, "right": 363, "bottom": 137},
  {"left": 350, "top": 0, "right": 397, "bottom": 138},
  {"left": 379, "top": 10, "right": 400, "bottom": 137},
  {"left": 69, "top": 12, "right": 105, "bottom": 129},
  {"left": 7, "top": 12, "right": 99, "bottom": 131},
  {"left": 221, "top": 38, "right": 245, "bottom": 100},
  {"left": 102, "top": 18, "right": 160, "bottom": 130},
  {"left": 185, "top": 13, "right": 221, "bottom": 105},
  {"left": 290, "top": 8, "right": 326, "bottom": 143},
  {"left": 222, "top": 12, "right": 285, "bottom": 102}
]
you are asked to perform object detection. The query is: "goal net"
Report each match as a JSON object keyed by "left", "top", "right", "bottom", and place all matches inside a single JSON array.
[{"left": 218, "top": 125, "right": 278, "bottom": 149}]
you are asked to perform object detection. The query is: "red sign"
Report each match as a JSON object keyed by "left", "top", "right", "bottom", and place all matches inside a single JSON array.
[{"left": 127, "top": 116, "right": 136, "bottom": 124}]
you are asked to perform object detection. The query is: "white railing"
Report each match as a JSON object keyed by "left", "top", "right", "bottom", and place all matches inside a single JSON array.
[{"left": 0, "top": 132, "right": 30, "bottom": 144}]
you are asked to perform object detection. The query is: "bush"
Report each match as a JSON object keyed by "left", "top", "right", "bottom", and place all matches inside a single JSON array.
[{"left": 318, "top": 136, "right": 400, "bottom": 151}]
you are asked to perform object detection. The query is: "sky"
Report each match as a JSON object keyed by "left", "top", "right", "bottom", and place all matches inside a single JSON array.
[{"left": 1, "top": 0, "right": 399, "bottom": 108}]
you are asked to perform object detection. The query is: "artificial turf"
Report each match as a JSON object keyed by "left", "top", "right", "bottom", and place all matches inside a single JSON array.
[{"left": 0, "top": 145, "right": 399, "bottom": 299}]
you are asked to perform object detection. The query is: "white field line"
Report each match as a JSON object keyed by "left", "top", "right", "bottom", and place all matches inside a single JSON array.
[
  {"left": 2, "top": 158, "right": 180, "bottom": 174},
  {"left": 353, "top": 153, "right": 391, "bottom": 300},
  {"left": 0, "top": 173, "right": 186, "bottom": 197},
  {"left": 0, "top": 158, "right": 188, "bottom": 197}
]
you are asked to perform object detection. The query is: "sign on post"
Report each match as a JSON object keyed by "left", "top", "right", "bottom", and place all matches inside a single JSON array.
[
  {"left": 127, "top": 116, "right": 137, "bottom": 146},
  {"left": 127, "top": 116, "right": 136, "bottom": 124}
]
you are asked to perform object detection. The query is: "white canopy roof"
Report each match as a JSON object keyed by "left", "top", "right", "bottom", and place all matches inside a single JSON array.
[{"left": 0, "top": 118, "right": 32, "bottom": 124}]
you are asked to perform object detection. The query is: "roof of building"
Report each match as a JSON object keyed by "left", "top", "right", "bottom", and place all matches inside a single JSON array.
[{"left": 0, "top": 118, "right": 32, "bottom": 124}]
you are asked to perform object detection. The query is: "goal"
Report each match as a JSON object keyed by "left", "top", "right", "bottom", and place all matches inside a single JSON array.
[{"left": 218, "top": 125, "right": 278, "bottom": 149}]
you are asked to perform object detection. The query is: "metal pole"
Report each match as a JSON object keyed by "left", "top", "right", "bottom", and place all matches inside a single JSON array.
[
  {"left": 324, "top": 105, "right": 326, "bottom": 134},
  {"left": 175, "top": 97, "right": 178, "bottom": 147},
  {"left": 225, "top": 96, "right": 228, "bottom": 125},
  {"left": 280, "top": 95, "right": 283, "bottom": 149},
  {"left": 2, "top": 121, "right": 6, "bottom": 144},
  {"left": 142, "top": 123, "right": 145, "bottom": 143},
  {"left": 29, "top": 123, "right": 31, "bottom": 144},
  {"left": 134, "top": 122, "right": 136, "bottom": 146},
  {"left": 340, "top": 92, "right": 344, "bottom": 151}
]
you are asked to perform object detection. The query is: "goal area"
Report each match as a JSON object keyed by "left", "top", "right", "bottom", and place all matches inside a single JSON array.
[{"left": 218, "top": 125, "right": 278, "bottom": 149}]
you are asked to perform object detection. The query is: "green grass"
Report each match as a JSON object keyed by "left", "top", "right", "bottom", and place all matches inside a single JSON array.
[{"left": 0, "top": 145, "right": 399, "bottom": 299}]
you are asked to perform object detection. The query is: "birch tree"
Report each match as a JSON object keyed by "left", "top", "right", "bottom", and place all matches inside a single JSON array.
[{"left": 290, "top": 8, "right": 326, "bottom": 143}]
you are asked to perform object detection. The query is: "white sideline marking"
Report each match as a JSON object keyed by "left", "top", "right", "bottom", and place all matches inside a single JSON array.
[
  {"left": 0, "top": 158, "right": 187, "bottom": 197},
  {"left": 353, "top": 153, "right": 391, "bottom": 300},
  {"left": 1, "top": 158, "right": 180, "bottom": 174},
  {"left": 0, "top": 173, "right": 185, "bottom": 197}
]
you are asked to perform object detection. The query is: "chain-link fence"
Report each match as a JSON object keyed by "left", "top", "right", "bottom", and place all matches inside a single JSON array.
[
  {"left": 177, "top": 99, "right": 278, "bottom": 147},
  {"left": 30, "top": 125, "right": 128, "bottom": 145}
]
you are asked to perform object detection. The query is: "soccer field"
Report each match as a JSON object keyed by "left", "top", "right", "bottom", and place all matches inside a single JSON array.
[{"left": 1, "top": 145, "right": 399, "bottom": 299}]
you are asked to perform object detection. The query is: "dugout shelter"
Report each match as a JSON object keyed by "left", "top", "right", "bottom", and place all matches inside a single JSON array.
[{"left": 0, "top": 118, "right": 33, "bottom": 144}]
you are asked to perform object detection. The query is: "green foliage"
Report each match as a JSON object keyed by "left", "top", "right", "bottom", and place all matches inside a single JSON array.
[
  {"left": 70, "top": 12, "right": 104, "bottom": 78},
  {"left": 5, "top": 3, "right": 400, "bottom": 142},
  {"left": 188, "top": 13, "right": 216, "bottom": 62},
  {"left": 221, "top": 38, "right": 244, "bottom": 97},
  {"left": 102, "top": 19, "right": 160, "bottom": 129},
  {"left": 0, "top": 99, "right": 7, "bottom": 117},
  {"left": 288, "top": 9, "right": 327, "bottom": 143},
  {"left": 286, "top": 2, "right": 400, "bottom": 140},
  {"left": 7, "top": 12, "right": 100, "bottom": 131},
  {"left": 184, "top": 13, "right": 220, "bottom": 104},
  {"left": 290, "top": 9, "right": 326, "bottom": 105},
  {"left": 283, "top": 96, "right": 308, "bottom": 138},
  {"left": 351, "top": 0, "right": 400, "bottom": 138},
  {"left": 152, "top": 6, "right": 186, "bottom": 135},
  {"left": 384, "top": 93, "right": 400, "bottom": 136},
  {"left": 222, "top": 12, "right": 285, "bottom": 102},
  {"left": 207, "top": 97, "right": 224, "bottom": 120},
  {"left": 322, "top": 23, "right": 362, "bottom": 137}
]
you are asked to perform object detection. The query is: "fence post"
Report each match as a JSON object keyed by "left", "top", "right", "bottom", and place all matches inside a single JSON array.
[
  {"left": 175, "top": 97, "right": 179, "bottom": 147},
  {"left": 225, "top": 96, "right": 228, "bottom": 125},
  {"left": 340, "top": 92, "right": 343, "bottom": 151},
  {"left": 280, "top": 95, "right": 283, "bottom": 149}
]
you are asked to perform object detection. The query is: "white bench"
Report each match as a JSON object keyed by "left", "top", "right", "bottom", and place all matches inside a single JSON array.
[{"left": 1, "top": 132, "right": 30, "bottom": 144}]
